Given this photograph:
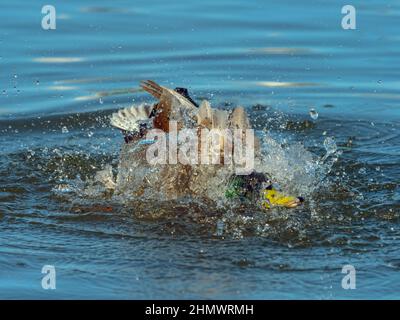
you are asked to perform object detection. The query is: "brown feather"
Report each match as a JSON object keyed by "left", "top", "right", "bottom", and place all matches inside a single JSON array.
[{"left": 140, "top": 80, "right": 163, "bottom": 99}]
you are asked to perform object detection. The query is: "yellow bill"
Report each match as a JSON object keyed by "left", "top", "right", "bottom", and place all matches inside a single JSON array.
[{"left": 262, "top": 188, "right": 304, "bottom": 209}]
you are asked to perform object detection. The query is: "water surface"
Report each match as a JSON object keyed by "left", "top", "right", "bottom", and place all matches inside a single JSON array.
[{"left": 0, "top": 0, "right": 399, "bottom": 299}]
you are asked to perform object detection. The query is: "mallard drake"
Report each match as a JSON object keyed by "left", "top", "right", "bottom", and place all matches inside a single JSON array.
[{"left": 110, "top": 80, "right": 304, "bottom": 208}]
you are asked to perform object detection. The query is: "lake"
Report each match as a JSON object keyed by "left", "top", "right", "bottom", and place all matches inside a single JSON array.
[{"left": 0, "top": 0, "right": 399, "bottom": 299}]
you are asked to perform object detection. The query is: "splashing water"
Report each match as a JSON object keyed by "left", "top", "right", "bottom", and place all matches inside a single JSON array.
[
  {"left": 319, "top": 136, "right": 338, "bottom": 164},
  {"left": 309, "top": 108, "right": 318, "bottom": 120},
  {"left": 43, "top": 105, "right": 341, "bottom": 241},
  {"left": 81, "top": 113, "right": 336, "bottom": 211},
  {"left": 323, "top": 136, "right": 337, "bottom": 155},
  {"left": 257, "top": 132, "right": 334, "bottom": 197}
]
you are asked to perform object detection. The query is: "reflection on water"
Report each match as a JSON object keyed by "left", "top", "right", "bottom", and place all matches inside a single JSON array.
[
  {"left": 33, "top": 57, "right": 85, "bottom": 63},
  {"left": 256, "top": 81, "right": 319, "bottom": 88},
  {"left": 0, "top": 0, "right": 400, "bottom": 299},
  {"left": 250, "top": 47, "right": 313, "bottom": 55},
  {"left": 48, "top": 86, "right": 77, "bottom": 91}
]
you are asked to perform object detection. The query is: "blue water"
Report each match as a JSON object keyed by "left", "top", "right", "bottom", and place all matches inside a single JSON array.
[{"left": 0, "top": 0, "right": 399, "bottom": 299}]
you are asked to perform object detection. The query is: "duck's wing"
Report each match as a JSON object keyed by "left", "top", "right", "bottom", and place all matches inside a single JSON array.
[
  {"left": 212, "top": 109, "right": 230, "bottom": 129},
  {"left": 229, "top": 106, "right": 260, "bottom": 153},
  {"left": 197, "top": 100, "right": 213, "bottom": 128},
  {"left": 141, "top": 80, "right": 198, "bottom": 131},
  {"left": 198, "top": 102, "right": 251, "bottom": 130},
  {"left": 228, "top": 106, "right": 251, "bottom": 129},
  {"left": 110, "top": 103, "right": 154, "bottom": 132},
  {"left": 140, "top": 80, "right": 197, "bottom": 111}
]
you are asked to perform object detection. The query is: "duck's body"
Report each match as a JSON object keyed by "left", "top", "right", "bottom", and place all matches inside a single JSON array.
[{"left": 109, "top": 80, "right": 303, "bottom": 208}]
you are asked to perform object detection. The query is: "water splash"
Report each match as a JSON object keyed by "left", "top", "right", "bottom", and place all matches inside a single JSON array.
[
  {"left": 257, "top": 132, "right": 334, "bottom": 197},
  {"left": 320, "top": 136, "right": 338, "bottom": 164},
  {"left": 309, "top": 108, "right": 318, "bottom": 120},
  {"left": 34, "top": 105, "right": 344, "bottom": 239},
  {"left": 323, "top": 137, "right": 337, "bottom": 154}
]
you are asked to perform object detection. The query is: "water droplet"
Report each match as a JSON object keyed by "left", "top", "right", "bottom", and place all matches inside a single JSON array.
[
  {"left": 309, "top": 108, "right": 318, "bottom": 120},
  {"left": 36, "top": 80, "right": 40, "bottom": 85},
  {"left": 61, "top": 126, "right": 69, "bottom": 134},
  {"left": 377, "top": 80, "right": 382, "bottom": 84},
  {"left": 358, "top": 167, "right": 367, "bottom": 175},
  {"left": 215, "top": 219, "right": 224, "bottom": 236},
  {"left": 99, "top": 98, "right": 103, "bottom": 104},
  {"left": 88, "top": 131, "right": 94, "bottom": 137},
  {"left": 323, "top": 137, "right": 337, "bottom": 155},
  {"left": 13, "top": 74, "right": 17, "bottom": 79},
  {"left": 27, "top": 150, "right": 35, "bottom": 159}
]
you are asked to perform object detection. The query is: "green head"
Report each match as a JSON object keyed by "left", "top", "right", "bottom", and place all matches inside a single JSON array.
[{"left": 225, "top": 174, "right": 304, "bottom": 209}]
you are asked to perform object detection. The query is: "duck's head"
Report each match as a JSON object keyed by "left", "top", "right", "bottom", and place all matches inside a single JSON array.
[
  {"left": 225, "top": 173, "right": 304, "bottom": 209},
  {"left": 262, "top": 185, "right": 304, "bottom": 209}
]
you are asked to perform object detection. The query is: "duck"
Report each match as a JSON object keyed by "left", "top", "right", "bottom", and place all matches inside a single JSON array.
[{"left": 109, "top": 80, "right": 304, "bottom": 209}]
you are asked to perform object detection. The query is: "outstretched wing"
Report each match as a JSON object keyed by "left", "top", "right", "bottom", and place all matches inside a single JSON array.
[
  {"left": 140, "top": 80, "right": 197, "bottom": 110},
  {"left": 140, "top": 80, "right": 198, "bottom": 132},
  {"left": 110, "top": 103, "right": 154, "bottom": 132}
]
